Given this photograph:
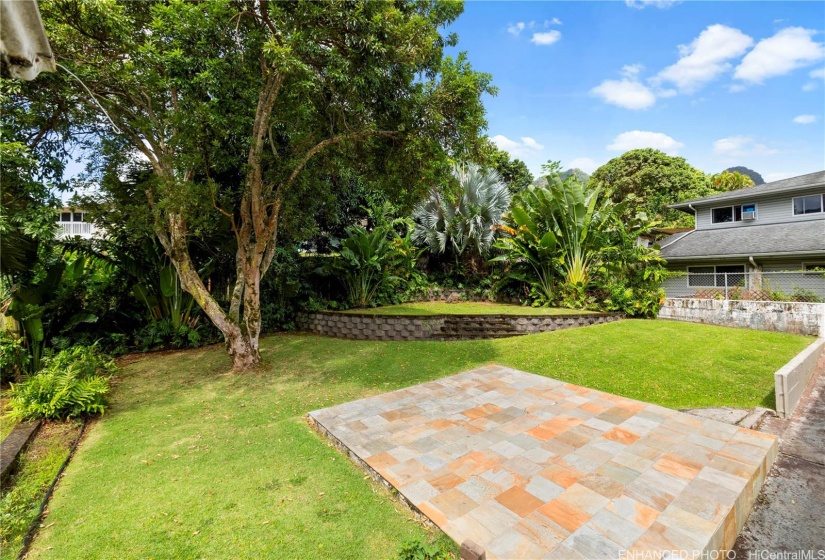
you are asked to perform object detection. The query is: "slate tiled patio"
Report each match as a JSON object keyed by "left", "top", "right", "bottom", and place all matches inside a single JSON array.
[{"left": 308, "top": 365, "right": 778, "bottom": 559}]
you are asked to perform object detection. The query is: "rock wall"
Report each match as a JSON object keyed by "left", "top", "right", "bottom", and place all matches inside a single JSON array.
[
  {"left": 296, "top": 311, "right": 623, "bottom": 341},
  {"left": 659, "top": 298, "right": 825, "bottom": 337}
]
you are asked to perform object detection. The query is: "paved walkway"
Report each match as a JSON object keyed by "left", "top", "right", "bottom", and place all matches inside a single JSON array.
[
  {"left": 733, "top": 357, "right": 825, "bottom": 553},
  {"left": 309, "top": 365, "right": 777, "bottom": 559}
]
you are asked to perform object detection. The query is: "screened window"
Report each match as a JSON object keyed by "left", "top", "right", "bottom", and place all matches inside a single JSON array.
[
  {"left": 803, "top": 263, "right": 825, "bottom": 276},
  {"left": 711, "top": 205, "right": 743, "bottom": 224},
  {"left": 687, "top": 265, "right": 745, "bottom": 287},
  {"left": 793, "top": 194, "right": 823, "bottom": 215},
  {"left": 73, "top": 212, "right": 83, "bottom": 222},
  {"left": 61, "top": 212, "right": 71, "bottom": 222}
]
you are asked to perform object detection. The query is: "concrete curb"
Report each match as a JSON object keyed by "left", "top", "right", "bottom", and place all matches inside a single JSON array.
[{"left": 0, "top": 421, "right": 42, "bottom": 484}]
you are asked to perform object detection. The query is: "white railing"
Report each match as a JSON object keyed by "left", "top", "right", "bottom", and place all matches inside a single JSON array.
[
  {"left": 56, "top": 222, "right": 97, "bottom": 238},
  {"left": 666, "top": 271, "right": 825, "bottom": 303}
]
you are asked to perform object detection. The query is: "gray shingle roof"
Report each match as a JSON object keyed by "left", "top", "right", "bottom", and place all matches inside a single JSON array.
[
  {"left": 659, "top": 220, "right": 825, "bottom": 260},
  {"left": 670, "top": 170, "right": 825, "bottom": 209}
]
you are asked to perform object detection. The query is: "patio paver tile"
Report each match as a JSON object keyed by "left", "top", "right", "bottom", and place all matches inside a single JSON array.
[{"left": 309, "top": 366, "right": 775, "bottom": 559}]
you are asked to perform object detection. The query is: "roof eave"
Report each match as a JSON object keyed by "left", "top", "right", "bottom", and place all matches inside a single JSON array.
[{"left": 662, "top": 250, "right": 825, "bottom": 261}]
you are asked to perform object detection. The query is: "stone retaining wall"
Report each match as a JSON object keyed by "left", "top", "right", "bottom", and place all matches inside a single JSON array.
[
  {"left": 659, "top": 298, "right": 825, "bottom": 337},
  {"left": 296, "top": 311, "right": 622, "bottom": 341}
]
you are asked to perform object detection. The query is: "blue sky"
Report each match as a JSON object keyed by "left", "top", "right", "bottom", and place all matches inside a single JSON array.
[{"left": 445, "top": 0, "right": 825, "bottom": 182}]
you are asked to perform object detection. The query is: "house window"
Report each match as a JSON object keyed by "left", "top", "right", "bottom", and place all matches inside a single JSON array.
[
  {"left": 803, "top": 263, "right": 825, "bottom": 276},
  {"left": 712, "top": 205, "right": 743, "bottom": 223},
  {"left": 793, "top": 194, "right": 824, "bottom": 215},
  {"left": 61, "top": 212, "right": 71, "bottom": 222},
  {"left": 687, "top": 265, "right": 746, "bottom": 287},
  {"left": 73, "top": 212, "right": 83, "bottom": 222}
]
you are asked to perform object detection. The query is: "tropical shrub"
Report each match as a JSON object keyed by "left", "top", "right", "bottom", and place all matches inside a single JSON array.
[
  {"left": 5, "top": 345, "right": 117, "bottom": 421},
  {"left": 412, "top": 163, "right": 511, "bottom": 260},
  {"left": 494, "top": 173, "right": 666, "bottom": 315},
  {"left": 0, "top": 331, "right": 29, "bottom": 383},
  {"left": 321, "top": 223, "right": 420, "bottom": 308}
]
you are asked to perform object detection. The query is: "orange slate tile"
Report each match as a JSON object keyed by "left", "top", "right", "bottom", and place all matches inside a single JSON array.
[
  {"left": 427, "top": 418, "right": 454, "bottom": 432},
  {"left": 540, "top": 463, "right": 584, "bottom": 488},
  {"left": 538, "top": 498, "right": 591, "bottom": 533},
  {"left": 418, "top": 500, "right": 448, "bottom": 528},
  {"left": 462, "top": 403, "right": 504, "bottom": 419},
  {"left": 580, "top": 402, "right": 609, "bottom": 414},
  {"left": 365, "top": 451, "right": 399, "bottom": 470},
  {"left": 496, "top": 486, "right": 545, "bottom": 518},
  {"left": 603, "top": 426, "right": 641, "bottom": 445},
  {"left": 428, "top": 471, "right": 465, "bottom": 492},
  {"left": 380, "top": 409, "right": 405, "bottom": 422},
  {"left": 527, "top": 415, "right": 583, "bottom": 441},
  {"left": 653, "top": 454, "right": 703, "bottom": 481}
]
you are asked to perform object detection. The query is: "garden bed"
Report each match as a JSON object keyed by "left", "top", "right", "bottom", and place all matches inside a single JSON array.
[
  {"left": 23, "top": 321, "right": 811, "bottom": 558},
  {"left": 340, "top": 302, "right": 599, "bottom": 316}
]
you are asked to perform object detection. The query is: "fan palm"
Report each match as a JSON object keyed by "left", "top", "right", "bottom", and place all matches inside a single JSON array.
[{"left": 412, "top": 163, "right": 511, "bottom": 257}]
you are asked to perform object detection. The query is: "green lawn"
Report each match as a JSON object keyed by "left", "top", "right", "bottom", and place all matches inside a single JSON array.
[
  {"left": 340, "top": 301, "right": 600, "bottom": 315},
  {"left": 27, "top": 321, "right": 811, "bottom": 559}
]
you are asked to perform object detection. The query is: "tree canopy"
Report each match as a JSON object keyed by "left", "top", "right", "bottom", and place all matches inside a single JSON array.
[
  {"left": 588, "top": 149, "right": 714, "bottom": 227},
  {"left": 481, "top": 142, "right": 533, "bottom": 195},
  {"left": 19, "top": 0, "right": 495, "bottom": 369}
]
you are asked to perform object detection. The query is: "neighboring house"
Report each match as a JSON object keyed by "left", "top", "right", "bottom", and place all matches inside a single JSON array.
[
  {"left": 55, "top": 208, "right": 99, "bottom": 239},
  {"left": 659, "top": 170, "right": 825, "bottom": 298}
]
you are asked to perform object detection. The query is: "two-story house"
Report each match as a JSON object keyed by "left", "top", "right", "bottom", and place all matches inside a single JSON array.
[{"left": 659, "top": 170, "right": 825, "bottom": 298}]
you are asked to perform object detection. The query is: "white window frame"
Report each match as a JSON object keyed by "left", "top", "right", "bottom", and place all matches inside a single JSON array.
[
  {"left": 740, "top": 202, "right": 757, "bottom": 220},
  {"left": 792, "top": 193, "right": 824, "bottom": 216},
  {"left": 711, "top": 205, "right": 743, "bottom": 224},
  {"left": 803, "top": 262, "right": 825, "bottom": 276}
]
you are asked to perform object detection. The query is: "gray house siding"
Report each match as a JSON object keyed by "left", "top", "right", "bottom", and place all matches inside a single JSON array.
[{"left": 695, "top": 187, "right": 825, "bottom": 230}]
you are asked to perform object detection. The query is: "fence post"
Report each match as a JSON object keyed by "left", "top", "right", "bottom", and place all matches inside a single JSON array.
[{"left": 724, "top": 273, "right": 728, "bottom": 300}]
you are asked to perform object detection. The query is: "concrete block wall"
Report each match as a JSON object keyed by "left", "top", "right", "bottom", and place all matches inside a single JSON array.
[
  {"left": 297, "top": 311, "right": 622, "bottom": 341},
  {"left": 659, "top": 298, "right": 825, "bottom": 337},
  {"left": 505, "top": 314, "right": 623, "bottom": 333},
  {"left": 774, "top": 338, "right": 825, "bottom": 418}
]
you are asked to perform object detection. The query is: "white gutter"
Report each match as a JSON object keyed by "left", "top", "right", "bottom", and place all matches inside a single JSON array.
[{"left": 0, "top": 0, "right": 55, "bottom": 80}]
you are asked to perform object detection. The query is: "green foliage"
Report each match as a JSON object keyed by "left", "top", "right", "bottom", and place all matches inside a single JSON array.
[
  {"left": 481, "top": 142, "right": 534, "bottom": 195},
  {"left": 589, "top": 149, "right": 714, "bottom": 227},
  {"left": 397, "top": 538, "right": 455, "bottom": 560},
  {"left": 322, "top": 223, "right": 421, "bottom": 308},
  {"left": 495, "top": 173, "right": 666, "bottom": 315},
  {"left": 725, "top": 166, "right": 764, "bottom": 185},
  {"left": 412, "top": 163, "right": 511, "bottom": 258},
  {"left": 5, "top": 346, "right": 117, "bottom": 421},
  {"left": 0, "top": 331, "right": 29, "bottom": 383},
  {"left": 710, "top": 170, "right": 755, "bottom": 192}
]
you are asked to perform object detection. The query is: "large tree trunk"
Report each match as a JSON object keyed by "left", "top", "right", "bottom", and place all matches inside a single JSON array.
[{"left": 225, "top": 325, "right": 261, "bottom": 370}]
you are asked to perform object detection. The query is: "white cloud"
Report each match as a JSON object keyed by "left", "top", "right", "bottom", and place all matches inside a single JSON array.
[
  {"left": 547, "top": 18, "right": 563, "bottom": 26},
  {"left": 567, "top": 157, "right": 600, "bottom": 174},
  {"left": 607, "top": 131, "right": 684, "bottom": 155},
  {"left": 793, "top": 114, "right": 817, "bottom": 124},
  {"left": 734, "top": 27, "right": 825, "bottom": 83},
  {"left": 507, "top": 22, "right": 525, "bottom": 36},
  {"left": 491, "top": 135, "right": 545, "bottom": 159},
  {"left": 530, "top": 30, "right": 561, "bottom": 46},
  {"left": 591, "top": 78, "right": 657, "bottom": 110},
  {"left": 625, "top": 0, "right": 679, "bottom": 9},
  {"left": 729, "top": 84, "right": 748, "bottom": 93},
  {"left": 621, "top": 64, "right": 644, "bottom": 78},
  {"left": 811, "top": 68, "right": 825, "bottom": 79},
  {"left": 713, "top": 136, "right": 778, "bottom": 158},
  {"left": 654, "top": 25, "right": 753, "bottom": 93}
]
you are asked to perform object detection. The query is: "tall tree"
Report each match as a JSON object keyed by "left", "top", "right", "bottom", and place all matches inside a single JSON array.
[
  {"left": 28, "top": 0, "right": 494, "bottom": 369},
  {"left": 481, "top": 142, "right": 533, "bottom": 195},
  {"left": 589, "top": 149, "right": 714, "bottom": 227},
  {"left": 712, "top": 170, "right": 755, "bottom": 191}
]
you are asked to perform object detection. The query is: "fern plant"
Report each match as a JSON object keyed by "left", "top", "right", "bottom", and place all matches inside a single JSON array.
[{"left": 5, "top": 345, "right": 117, "bottom": 421}]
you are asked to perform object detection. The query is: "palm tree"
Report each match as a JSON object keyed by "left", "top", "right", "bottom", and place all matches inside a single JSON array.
[{"left": 412, "top": 163, "right": 511, "bottom": 258}]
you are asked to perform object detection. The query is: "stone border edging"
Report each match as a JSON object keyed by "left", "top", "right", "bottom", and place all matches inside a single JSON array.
[
  {"left": 0, "top": 421, "right": 42, "bottom": 484},
  {"left": 296, "top": 311, "right": 623, "bottom": 341},
  {"left": 775, "top": 337, "right": 825, "bottom": 418}
]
